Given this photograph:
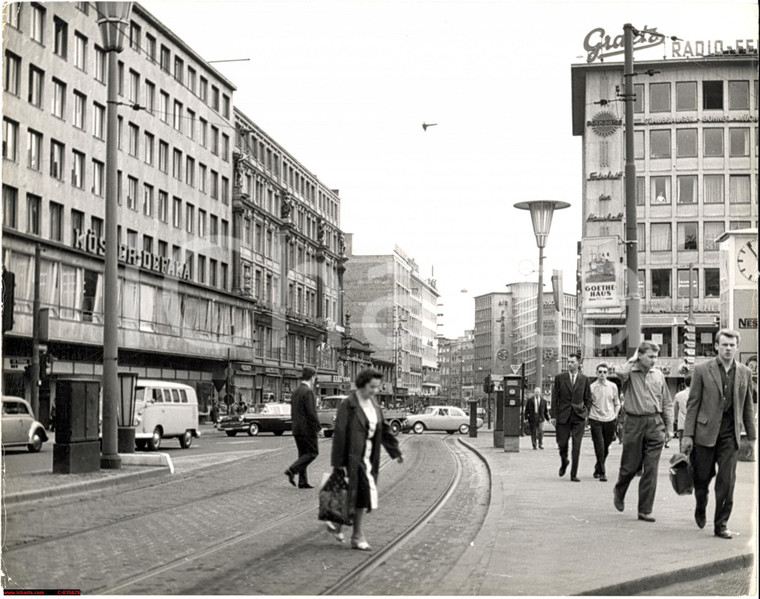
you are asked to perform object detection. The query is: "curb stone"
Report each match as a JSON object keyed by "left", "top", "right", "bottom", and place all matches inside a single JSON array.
[{"left": 579, "top": 553, "right": 755, "bottom": 596}]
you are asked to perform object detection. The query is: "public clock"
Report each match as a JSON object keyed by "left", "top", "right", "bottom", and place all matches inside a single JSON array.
[
  {"left": 737, "top": 239, "right": 758, "bottom": 283},
  {"left": 497, "top": 348, "right": 510, "bottom": 361}
]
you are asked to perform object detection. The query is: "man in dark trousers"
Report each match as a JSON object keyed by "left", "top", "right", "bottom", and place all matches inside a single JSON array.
[
  {"left": 525, "top": 386, "right": 550, "bottom": 449},
  {"left": 682, "top": 329, "right": 757, "bottom": 539},
  {"left": 612, "top": 341, "right": 673, "bottom": 522},
  {"left": 551, "top": 353, "right": 593, "bottom": 481},
  {"left": 285, "top": 366, "right": 320, "bottom": 489}
]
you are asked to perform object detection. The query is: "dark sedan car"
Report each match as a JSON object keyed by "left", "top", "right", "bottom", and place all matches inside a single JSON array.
[{"left": 219, "top": 402, "right": 292, "bottom": 437}]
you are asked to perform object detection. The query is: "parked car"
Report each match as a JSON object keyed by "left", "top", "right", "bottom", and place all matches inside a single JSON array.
[
  {"left": 403, "top": 405, "right": 483, "bottom": 435},
  {"left": 317, "top": 395, "right": 347, "bottom": 438},
  {"left": 317, "top": 395, "right": 406, "bottom": 437},
  {"left": 219, "top": 402, "right": 292, "bottom": 436},
  {"left": 133, "top": 380, "right": 201, "bottom": 450},
  {"left": 1, "top": 396, "right": 48, "bottom": 452}
]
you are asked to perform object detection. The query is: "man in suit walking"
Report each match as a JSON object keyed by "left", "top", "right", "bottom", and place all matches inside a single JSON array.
[
  {"left": 551, "top": 353, "right": 593, "bottom": 481},
  {"left": 612, "top": 341, "right": 673, "bottom": 522},
  {"left": 682, "top": 329, "right": 757, "bottom": 539},
  {"left": 285, "top": 366, "right": 321, "bottom": 489},
  {"left": 525, "top": 386, "right": 550, "bottom": 449}
]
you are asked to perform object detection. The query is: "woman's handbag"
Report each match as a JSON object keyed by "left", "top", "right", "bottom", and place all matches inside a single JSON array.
[{"left": 318, "top": 471, "right": 353, "bottom": 525}]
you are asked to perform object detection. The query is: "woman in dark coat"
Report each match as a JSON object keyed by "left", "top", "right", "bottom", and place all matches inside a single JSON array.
[{"left": 327, "top": 368, "right": 403, "bottom": 550}]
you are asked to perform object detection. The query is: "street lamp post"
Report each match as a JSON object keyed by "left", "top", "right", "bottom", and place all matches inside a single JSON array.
[
  {"left": 96, "top": 2, "right": 132, "bottom": 469},
  {"left": 514, "top": 200, "right": 570, "bottom": 392}
]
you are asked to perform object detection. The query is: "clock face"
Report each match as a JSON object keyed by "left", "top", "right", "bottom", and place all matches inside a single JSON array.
[
  {"left": 497, "top": 348, "right": 509, "bottom": 361},
  {"left": 737, "top": 239, "right": 758, "bottom": 283}
]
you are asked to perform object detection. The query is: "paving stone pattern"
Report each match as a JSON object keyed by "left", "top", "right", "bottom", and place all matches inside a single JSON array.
[{"left": 2, "top": 434, "right": 482, "bottom": 595}]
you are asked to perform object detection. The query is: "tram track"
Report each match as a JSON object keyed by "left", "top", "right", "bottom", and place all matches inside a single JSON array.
[
  {"left": 319, "top": 436, "right": 467, "bottom": 595},
  {"left": 2, "top": 437, "right": 408, "bottom": 554},
  {"left": 3, "top": 434, "right": 490, "bottom": 595}
]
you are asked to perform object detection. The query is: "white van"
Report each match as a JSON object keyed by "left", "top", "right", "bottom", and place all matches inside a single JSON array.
[{"left": 133, "top": 380, "right": 201, "bottom": 450}]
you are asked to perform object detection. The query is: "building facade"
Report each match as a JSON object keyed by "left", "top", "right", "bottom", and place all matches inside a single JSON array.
[
  {"left": 474, "top": 278, "right": 578, "bottom": 395},
  {"left": 342, "top": 239, "right": 439, "bottom": 404},
  {"left": 571, "top": 53, "right": 758, "bottom": 387},
  {"left": 437, "top": 330, "right": 474, "bottom": 407},
  {"left": 1, "top": 2, "right": 346, "bottom": 419},
  {"left": 231, "top": 109, "right": 346, "bottom": 401}
]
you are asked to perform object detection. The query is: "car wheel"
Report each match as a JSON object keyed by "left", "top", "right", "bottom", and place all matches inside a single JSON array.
[
  {"left": 390, "top": 421, "right": 401, "bottom": 435},
  {"left": 179, "top": 430, "right": 193, "bottom": 448},
  {"left": 247, "top": 423, "right": 260, "bottom": 436},
  {"left": 459, "top": 424, "right": 470, "bottom": 435},
  {"left": 27, "top": 429, "right": 44, "bottom": 453},
  {"left": 136, "top": 440, "right": 148, "bottom": 451},
  {"left": 273, "top": 430, "right": 284, "bottom": 436},
  {"left": 413, "top": 421, "right": 425, "bottom": 434},
  {"left": 225, "top": 431, "right": 238, "bottom": 437},
  {"left": 324, "top": 430, "right": 333, "bottom": 438},
  {"left": 148, "top": 427, "right": 162, "bottom": 451}
]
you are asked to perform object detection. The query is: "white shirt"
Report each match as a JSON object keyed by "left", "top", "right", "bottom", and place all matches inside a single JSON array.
[{"left": 589, "top": 379, "right": 620, "bottom": 422}]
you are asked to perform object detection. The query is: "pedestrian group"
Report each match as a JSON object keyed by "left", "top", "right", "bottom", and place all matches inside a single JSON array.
[{"left": 536, "top": 329, "right": 755, "bottom": 539}]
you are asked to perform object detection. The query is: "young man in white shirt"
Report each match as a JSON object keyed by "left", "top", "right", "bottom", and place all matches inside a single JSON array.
[{"left": 589, "top": 363, "right": 620, "bottom": 482}]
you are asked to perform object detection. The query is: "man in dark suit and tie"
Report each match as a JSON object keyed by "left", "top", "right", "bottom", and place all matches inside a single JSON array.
[
  {"left": 285, "top": 366, "right": 321, "bottom": 489},
  {"left": 682, "top": 329, "right": 757, "bottom": 539},
  {"left": 525, "top": 386, "right": 550, "bottom": 449},
  {"left": 551, "top": 352, "right": 593, "bottom": 481}
]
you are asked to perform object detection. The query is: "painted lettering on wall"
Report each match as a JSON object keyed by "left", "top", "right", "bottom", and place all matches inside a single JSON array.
[
  {"left": 73, "top": 229, "right": 190, "bottom": 280},
  {"left": 583, "top": 26, "right": 663, "bottom": 63},
  {"left": 588, "top": 171, "right": 623, "bottom": 181},
  {"left": 671, "top": 39, "right": 758, "bottom": 58},
  {"left": 587, "top": 212, "right": 624, "bottom": 222}
]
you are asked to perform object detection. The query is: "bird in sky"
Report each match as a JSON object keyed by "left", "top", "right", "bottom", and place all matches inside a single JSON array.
[{"left": 422, "top": 122, "right": 438, "bottom": 131}]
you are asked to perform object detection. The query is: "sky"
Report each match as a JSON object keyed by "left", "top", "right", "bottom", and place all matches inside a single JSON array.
[{"left": 146, "top": 0, "right": 758, "bottom": 338}]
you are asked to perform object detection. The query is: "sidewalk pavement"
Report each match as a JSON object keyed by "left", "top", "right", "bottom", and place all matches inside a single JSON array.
[
  {"left": 445, "top": 428, "right": 757, "bottom": 596},
  {"left": 2, "top": 425, "right": 756, "bottom": 595}
]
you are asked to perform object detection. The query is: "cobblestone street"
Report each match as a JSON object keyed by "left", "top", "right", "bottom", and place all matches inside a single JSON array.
[{"left": 2, "top": 434, "right": 490, "bottom": 595}]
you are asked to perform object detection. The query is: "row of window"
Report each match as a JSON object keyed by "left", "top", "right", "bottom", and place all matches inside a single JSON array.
[
  {"left": 1, "top": 185, "right": 232, "bottom": 289},
  {"left": 3, "top": 52, "right": 231, "bottom": 165},
  {"left": 631, "top": 79, "right": 757, "bottom": 113},
  {"left": 635, "top": 220, "right": 752, "bottom": 253},
  {"left": 127, "top": 18, "right": 231, "bottom": 120},
  {"left": 237, "top": 126, "right": 341, "bottom": 222},
  {"left": 630, "top": 126, "right": 756, "bottom": 160},
  {"left": 638, "top": 267, "right": 720, "bottom": 299},
  {"left": 3, "top": 3, "right": 232, "bottom": 120},
  {"left": 628, "top": 173, "right": 753, "bottom": 205}
]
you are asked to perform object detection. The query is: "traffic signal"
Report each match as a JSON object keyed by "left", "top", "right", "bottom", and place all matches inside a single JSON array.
[
  {"left": 39, "top": 352, "right": 54, "bottom": 378},
  {"left": 683, "top": 318, "right": 696, "bottom": 369},
  {"left": 483, "top": 375, "right": 492, "bottom": 394},
  {"left": 2, "top": 269, "right": 15, "bottom": 333}
]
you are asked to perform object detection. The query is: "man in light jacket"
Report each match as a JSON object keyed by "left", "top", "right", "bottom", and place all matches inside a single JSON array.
[{"left": 682, "top": 329, "right": 757, "bottom": 539}]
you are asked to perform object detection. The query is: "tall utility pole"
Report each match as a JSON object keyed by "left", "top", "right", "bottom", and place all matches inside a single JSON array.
[
  {"left": 97, "top": 2, "right": 133, "bottom": 469},
  {"left": 623, "top": 23, "right": 642, "bottom": 357}
]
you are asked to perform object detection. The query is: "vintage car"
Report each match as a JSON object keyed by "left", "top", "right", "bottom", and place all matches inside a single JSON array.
[
  {"left": 1, "top": 396, "right": 48, "bottom": 452},
  {"left": 403, "top": 405, "right": 483, "bottom": 435},
  {"left": 317, "top": 395, "right": 406, "bottom": 437},
  {"left": 219, "top": 402, "right": 292, "bottom": 437}
]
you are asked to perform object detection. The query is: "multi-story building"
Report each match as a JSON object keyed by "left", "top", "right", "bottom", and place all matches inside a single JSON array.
[
  {"left": 1, "top": 2, "right": 250, "bottom": 422},
  {"left": 1, "top": 2, "right": 348, "bottom": 419},
  {"left": 571, "top": 52, "right": 758, "bottom": 388},
  {"left": 437, "top": 330, "right": 474, "bottom": 407},
  {"left": 231, "top": 109, "right": 346, "bottom": 401},
  {"left": 342, "top": 238, "right": 439, "bottom": 403},
  {"left": 474, "top": 276, "right": 578, "bottom": 394}
]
